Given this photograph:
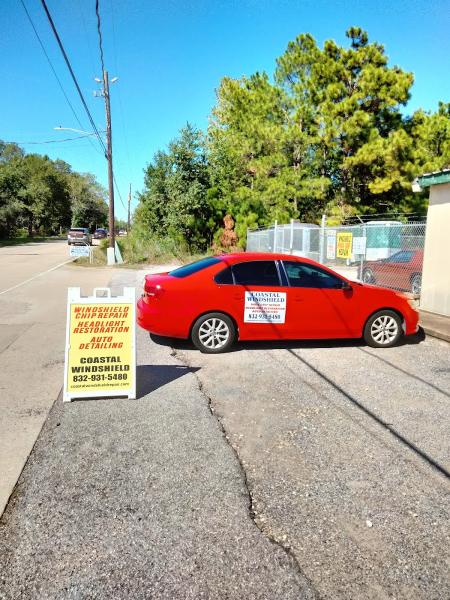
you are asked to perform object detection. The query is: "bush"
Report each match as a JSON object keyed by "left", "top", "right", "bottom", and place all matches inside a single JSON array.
[{"left": 108, "top": 231, "right": 208, "bottom": 265}]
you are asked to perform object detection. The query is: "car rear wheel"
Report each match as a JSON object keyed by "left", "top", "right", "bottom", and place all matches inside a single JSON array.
[
  {"left": 411, "top": 273, "right": 422, "bottom": 295},
  {"left": 362, "top": 268, "right": 375, "bottom": 284},
  {"left": 192, "top": 313, "right": 236, "bottom": 354},
  {"left": 364, "top": 310, "right": 403, "bottom": 348}
]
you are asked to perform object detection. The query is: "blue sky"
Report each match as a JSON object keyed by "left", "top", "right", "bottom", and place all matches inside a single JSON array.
[{"left": 2, "top": 0, "right": 449, "bottom": 220}]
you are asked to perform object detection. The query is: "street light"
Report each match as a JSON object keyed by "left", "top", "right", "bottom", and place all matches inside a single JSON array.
[
  {"left": 53, "top": 126, "right": 104, "bottom": 136},
  {"left": 55, "top": 72, "right": 119, "bottom": 266}
]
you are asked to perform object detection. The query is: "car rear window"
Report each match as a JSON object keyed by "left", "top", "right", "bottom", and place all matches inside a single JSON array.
[
  {"left": 214, "top": 266, "right": 234, "bottom": 284},
  {"left": 169, "top": 257, "right": 222, "bottom": 278},
  {"left": 69, "top": 228, "right": 86, "bottom": 233}
]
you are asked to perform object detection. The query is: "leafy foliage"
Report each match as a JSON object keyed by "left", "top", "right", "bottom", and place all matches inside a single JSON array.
[
  {"left": 135, "top": 27, "right": 450, "bottom": 250},
  {"left": 0, "top": 143, "right": 108, "bottom": 238},
  {"left": 136, "top": 124, "right": 213, "bottom": 252}
]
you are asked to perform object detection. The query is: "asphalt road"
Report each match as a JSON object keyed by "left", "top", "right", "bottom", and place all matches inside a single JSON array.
[
  {"left": 0, "top": 240, "right": 111, "bottom": 515},
  {"left": 0, "top": 267, "right": 316, "bottom": 600},
  {"left": 175, "top": 334, "right": 450, "bottom": 599},
  {"left": 1, "top": 265, "right": 449, "bottom": 599}
]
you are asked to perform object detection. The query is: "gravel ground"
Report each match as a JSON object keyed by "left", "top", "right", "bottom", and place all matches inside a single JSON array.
[
  {"left": 0, "top": 270, "right": 315, "bottom": 599},
  {"left": 175, "top": 335, "right": 450, "bottom": 600}
]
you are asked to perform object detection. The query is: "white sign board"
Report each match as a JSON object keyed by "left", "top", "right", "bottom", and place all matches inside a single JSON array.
[
  {"left": 63, "top": 287, "right": 136, "bottom": 402},
  {"left": 244, "top": 291, "right": 286, "bottom": 324},
  {"left": 326, "top": 231, "right": 336, "bottom": 260},
  {"left": 352, "top": 237, "right": 367, "bottom": 255},
  {"left": 70, "top": 245, "right": 91, "bottom": 257}
]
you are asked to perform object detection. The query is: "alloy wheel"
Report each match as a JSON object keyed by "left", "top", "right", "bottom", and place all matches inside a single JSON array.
[
  {"left": 362, "top": 269, "right": 375, "bottom": 284},
  {"left": 198, "top": 317, "right": 230, "bottom": 350},
  {"left": 370, "top": 315, "right": 399, "bottom": 345}
]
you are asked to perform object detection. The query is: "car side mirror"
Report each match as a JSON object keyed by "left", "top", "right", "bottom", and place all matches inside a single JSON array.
[{"left": 341, "top": 281, "right": 353, "bottom": 291}]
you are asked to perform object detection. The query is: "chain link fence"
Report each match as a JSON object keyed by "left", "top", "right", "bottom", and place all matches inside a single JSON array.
[{"left": 246, "top": 220, "right": 426, "bottom": 296}]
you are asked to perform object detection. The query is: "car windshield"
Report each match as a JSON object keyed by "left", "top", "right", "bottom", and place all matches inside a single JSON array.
[{"left": 169, "top": 257, "right": 221, "bottom": 278}]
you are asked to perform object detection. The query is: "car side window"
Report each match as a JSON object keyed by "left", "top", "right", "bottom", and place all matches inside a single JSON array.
[
  {"left": 386, "top": 251, "right": 413, "bottom": 263},
  {"left": 214, "top": 267, "right": 234, "bottom": 285},
  {"left": 283, "top": 261, "right": 343, "bottom": 289},
  {"left": 232, "top": 261, "right": 281, "bottom": 286}
]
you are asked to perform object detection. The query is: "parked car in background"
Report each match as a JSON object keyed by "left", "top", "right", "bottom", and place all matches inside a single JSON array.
[
  {"left": 67, "top": 227, "right": 92, "bottom": 245},
  {"left": 118, "top": 229, "right": 127, "bottom": 236},
  {"left": 361, "top": 249, "right": 423, "bottom": 295},
  {"left": 93, "top": 228, "right": 107, "bottom": 240},
  {"left": 137, "top": 253, "right": 419, "bottom": 353}
]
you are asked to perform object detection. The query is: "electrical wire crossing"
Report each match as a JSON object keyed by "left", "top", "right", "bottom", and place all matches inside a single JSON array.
[
  {"left": 4, "top": 133, "right": 101, "bottom": 145},
  {"left": 19, "top": 1, "right": 87, "bottom": 138},
  {"left": 39, "top": 0, "right": 108, "bottom": 159}
]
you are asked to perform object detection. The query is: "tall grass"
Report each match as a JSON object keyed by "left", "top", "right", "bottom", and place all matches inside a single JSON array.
[{"left": 100, "top": 231, "right": 209, "bottom": 266}]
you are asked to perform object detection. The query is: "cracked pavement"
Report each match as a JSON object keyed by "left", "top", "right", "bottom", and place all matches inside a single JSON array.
[
  {"left": 1, "top": 267, "right": 449, "bottom": 599},
  {"left": 0, "top": 278, "right": 316, "bottom": 599},
  {"left": 175, "top": 335, "right": 450, "bottom": 600}
]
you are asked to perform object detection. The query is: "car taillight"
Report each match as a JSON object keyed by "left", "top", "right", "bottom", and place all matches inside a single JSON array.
[{"left": 143, "top": 281, "right": 164, "bottom": 302}]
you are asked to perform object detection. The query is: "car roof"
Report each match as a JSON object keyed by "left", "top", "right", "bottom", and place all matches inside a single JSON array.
[{"left": 217, "top": 252, "right": 320, "bottom": 266}]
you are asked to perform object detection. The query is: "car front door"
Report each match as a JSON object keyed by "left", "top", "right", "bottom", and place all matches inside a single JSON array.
[{"left": 281, "top": 261, "right": 356, "bottom": 339}]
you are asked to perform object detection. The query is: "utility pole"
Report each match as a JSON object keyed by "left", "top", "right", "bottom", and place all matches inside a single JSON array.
[
  {"left": 103, "top": 70, "right": 115, "bottom": 265},
  {"left": 127, "top": 183, "right": 131, "bottom": 233}
]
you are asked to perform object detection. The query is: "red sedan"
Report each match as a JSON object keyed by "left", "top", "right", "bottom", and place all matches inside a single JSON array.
[
  {"left": 362, "top": 250, "right": 423, "bottom": 294},
  {"left": 137, "top": 253, "right": 419, "bottom": 353}
]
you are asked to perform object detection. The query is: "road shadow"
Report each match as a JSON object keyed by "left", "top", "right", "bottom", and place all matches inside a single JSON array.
[
  {"left": 286, "top": 347, "right": 450, "bottom": 479},
  {"left": 150, "top": 327, "right": 426, "bottom": 354},
  {"left": 233, "top": 327, "right": 425, "bottom": 353},
  {"left": 150, "top": 333, "right": 193, "bottom": 351},
  {"left": 136, "top": 364, "right": 200, "bottom": 398}
]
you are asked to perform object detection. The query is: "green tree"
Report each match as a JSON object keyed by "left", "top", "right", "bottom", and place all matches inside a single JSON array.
[
  {"left": 68, "top": 172, "right": 108, "bottom": 232},
  {"left": 0, "top": 141, "right": 108, "bottom": 238},
  {"left": 275, "top": 27, "right": 414, "bottom": 217},
  {"left": 136, "top": 124, "right": 213, "bottom": 251}
]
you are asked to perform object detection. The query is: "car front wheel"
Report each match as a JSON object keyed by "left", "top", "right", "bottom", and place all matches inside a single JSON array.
[
  {"left": 411, "top": 273, "right": 422, "bottom": 295},
  {"left": 362, "top": 268, "right": 375, "bottom": 284},
  {"left": 192, "top": 312, "right": 236, "bottom": 354},
  {"left": 364, "top": 310, "right": 403, "bottom": 348}
]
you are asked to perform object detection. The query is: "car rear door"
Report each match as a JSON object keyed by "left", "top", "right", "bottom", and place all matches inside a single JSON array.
[{"left": 215, "top": 260, "right": 291, "bottom": 340}]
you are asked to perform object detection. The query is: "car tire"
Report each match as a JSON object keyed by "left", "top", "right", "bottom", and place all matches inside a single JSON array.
[
  {"left": 411, "top": 273, "right": 421, "bottom": 295},
  {"left": 362, "top": 268, "right": 375, "bottom": 284},
  {"left": 192, "top": 312, "right": 236, "bottom": 354},
  {"left": 363, "top": 310, "right": 403, "bottom": 348}
]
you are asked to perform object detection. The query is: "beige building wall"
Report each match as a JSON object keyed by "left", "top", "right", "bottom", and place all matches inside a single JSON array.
[{"left": 420, "top": 182, "right": 450, "bottom": 316}]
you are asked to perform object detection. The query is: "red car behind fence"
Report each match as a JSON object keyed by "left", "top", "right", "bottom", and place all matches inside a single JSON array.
[{"left": 361, "top": 250, "right": 423, "bottom": 295}]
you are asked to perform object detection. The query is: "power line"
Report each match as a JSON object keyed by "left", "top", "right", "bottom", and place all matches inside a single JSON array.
[
  {"left": 39, "top": 0, "right": 108, "bottom": 159},
  {"left": 110, "top": 0, "right": 132, "bottom": 182},
  {"left": 113, "top": 173, "right": 127, "bottom": 212},
  {"left": 19, "top": 1, "right": 88, "bottom": 137},
  {"left": 4, "top": 133, "right": 100, "bottom": 145},
  {"left": 95, "top": 0, "right": 106, "bottom": 74}
]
